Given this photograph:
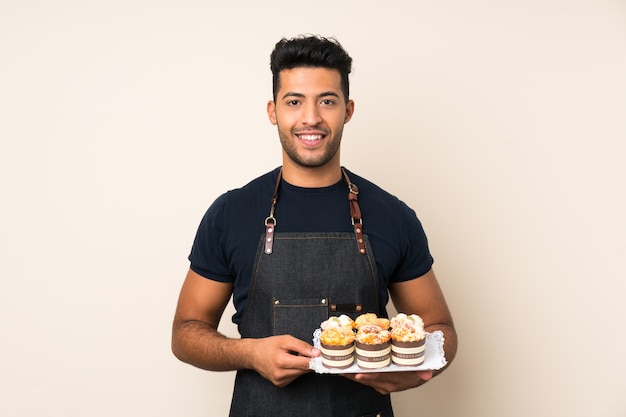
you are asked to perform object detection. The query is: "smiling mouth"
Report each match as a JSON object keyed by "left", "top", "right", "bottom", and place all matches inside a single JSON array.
[{"left": 297, "top": 134, "right": 324, "bottom": 141}]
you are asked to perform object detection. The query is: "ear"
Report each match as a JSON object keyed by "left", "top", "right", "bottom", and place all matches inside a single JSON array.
[
  {"left": 267, "top": 100, "right": 277, "bottom": 125},
  {"left": 343, "top": 100, "right": 355, "bottom": 124}
]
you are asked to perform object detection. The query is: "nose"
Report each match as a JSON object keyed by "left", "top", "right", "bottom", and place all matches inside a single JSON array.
[{"left": 302, "top": 102, "right": 322, "bottom": 126}]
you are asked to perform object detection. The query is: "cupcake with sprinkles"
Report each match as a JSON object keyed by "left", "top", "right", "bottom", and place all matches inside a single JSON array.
[
  {"left": 354, "top": 313, "right": 392, "bottom": 369},
  {"left": 390, "top": 313, "right": 426, "bottom": 366},
  {"left": 319, "top": 315, "right": 356, "bottom": 369}
]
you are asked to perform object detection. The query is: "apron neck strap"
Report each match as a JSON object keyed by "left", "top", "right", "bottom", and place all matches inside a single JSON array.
[
  {"left": 342, "top": 168, "right": 367, "bottom": 254},
  {"left": 264, "top": 167, "right": 367, "bottom": 255}
]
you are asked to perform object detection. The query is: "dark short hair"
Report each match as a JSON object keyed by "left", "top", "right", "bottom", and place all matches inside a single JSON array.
[{"left": 270, "top": 35, "right": 353, "bottom": 102}]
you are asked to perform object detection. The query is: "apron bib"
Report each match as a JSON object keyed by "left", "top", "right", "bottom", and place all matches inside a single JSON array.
[{"left": 229, "top": 170, "right": 394, "bottom": 417}]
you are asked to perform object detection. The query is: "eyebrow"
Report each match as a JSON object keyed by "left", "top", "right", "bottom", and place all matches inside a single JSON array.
[{"left": 280, "top": 91, "right": 341, "bottom": 100}]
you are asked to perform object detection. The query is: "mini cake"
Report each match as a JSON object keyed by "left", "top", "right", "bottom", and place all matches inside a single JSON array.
[
  {"left": 319, "top": 315, "right": 356, "bottom": 369},
  {"left": 390, "top": 313, "right": 426, "bottom": 366},
  {"left": 354, "top": 313, "right": 391, "bottom": 369}
]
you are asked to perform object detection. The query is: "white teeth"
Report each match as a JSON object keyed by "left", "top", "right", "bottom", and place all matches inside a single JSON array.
[{"left": 299, "top": 134, "right": 322, "bottom": 141}]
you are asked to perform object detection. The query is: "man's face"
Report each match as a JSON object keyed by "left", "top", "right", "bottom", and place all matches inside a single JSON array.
[{"left": 267, "top": 67, "right": 354, "bottom": 169}]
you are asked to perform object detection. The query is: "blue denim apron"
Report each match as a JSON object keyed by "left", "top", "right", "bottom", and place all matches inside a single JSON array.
[{"left": 229, "top": 170, "right": 394, "bottom": 417}]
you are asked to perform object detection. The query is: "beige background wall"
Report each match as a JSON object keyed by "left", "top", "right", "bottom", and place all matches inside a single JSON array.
[{"left": 1, "top": 1, "right": 625, "bottom": 416}]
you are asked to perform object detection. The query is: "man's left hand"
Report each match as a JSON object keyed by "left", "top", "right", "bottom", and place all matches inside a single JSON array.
[{"left": 342, "top": 370, "right": 433, "bottom": 395}]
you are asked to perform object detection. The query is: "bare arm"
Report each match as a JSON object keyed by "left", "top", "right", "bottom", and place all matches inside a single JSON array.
[
  {"left": 171, "top": 269, "right": 319, "bottom": 387},
  {"left": 344, "top": 268, "right": 458, "bottom": 394}
]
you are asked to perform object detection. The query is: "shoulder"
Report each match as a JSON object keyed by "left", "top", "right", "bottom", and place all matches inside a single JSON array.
[
  {"left": 200, "top": 168, "right": 280, "bottom": 225},
  {"left": 344, "top": 167, "right": 427, "bottom": 242},
  {"left": 344, "top": 169, "right": 433, "bottom": 281},
  {"left": 212, "top": 168, "right": 280, "bottom": 207},
  {"left": 227, "top": 167, "right": 280, "bottom": 198},
  {"left": 343, "top": 168, "right": 409, "bottom": 214}
]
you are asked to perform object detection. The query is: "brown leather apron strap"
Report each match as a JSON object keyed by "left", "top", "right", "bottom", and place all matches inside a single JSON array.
[
  {"left": 264, "top": 168, "right": 367, "bottom": 255},
  {"left": 263, "top": 170, "right": 282, "bottom": 255},
  {"left": 341, "top": 168, "right": 367, "bottom": 254}
]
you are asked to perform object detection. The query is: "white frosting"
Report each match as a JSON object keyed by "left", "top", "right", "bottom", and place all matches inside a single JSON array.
[
  {"left": 320, "top": 314, "right": 354, "bottom": 330},
  {"left": 391, "top": 313, "right": 424, "bottom": 330},
  {"left": 390, "top": 313, "right": 425, "bottom": 341}
]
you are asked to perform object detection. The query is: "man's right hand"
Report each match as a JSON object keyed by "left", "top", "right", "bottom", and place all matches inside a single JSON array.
[
  {"left": 249, "top": 335, "right": 320, "bottom": 387},
  {"left": 172, "top": 270, "right": 320, "bottom": 387}
]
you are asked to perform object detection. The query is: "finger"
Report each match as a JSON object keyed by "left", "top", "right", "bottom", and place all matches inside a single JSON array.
[
  {"left": 275, "top": 348, "right": 317, "bottom": 371},
  {"left": 417, "top": 370, "right": 433, "bottom": 381},
  {"left": 282, "top": 350, "right": 319, "bottom": 371},
  {"left": 280, "top": 337, "right": 320, "bottom": 358}
]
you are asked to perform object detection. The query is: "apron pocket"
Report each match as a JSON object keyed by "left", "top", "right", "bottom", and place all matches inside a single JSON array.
[{"left": 273, "top": 297, "right": 328, "bottom": 342}]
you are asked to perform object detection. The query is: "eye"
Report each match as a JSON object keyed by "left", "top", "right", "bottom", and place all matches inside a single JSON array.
[
  {"left": 286, "top": 100, "right": 300, "bottom": 106},
  {"left": 321, "top": 99, "right": 336, "bottom": 105}
]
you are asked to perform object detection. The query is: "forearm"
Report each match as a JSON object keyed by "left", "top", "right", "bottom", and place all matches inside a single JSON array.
[
  {"left": 171, "top": 319, "right": 256, "bottom": 372},
  {"left": 172, "top": 318, "right": 319, "bottom": 387}
]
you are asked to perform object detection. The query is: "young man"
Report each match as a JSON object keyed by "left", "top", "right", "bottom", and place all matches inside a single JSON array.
[{"left": 172, "top": 35, "right": 457, "bottom": 416}]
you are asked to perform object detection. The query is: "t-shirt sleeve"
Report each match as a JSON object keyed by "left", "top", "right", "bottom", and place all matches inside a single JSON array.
[
  {"left": 393, "top": 201, "right": 434, "bottom": 282},
  {"left": 188, "top": 193, "right": 235, "bottom": 283}
]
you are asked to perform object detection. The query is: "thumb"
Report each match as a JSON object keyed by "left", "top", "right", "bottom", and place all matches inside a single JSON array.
[
  {"left": 417, "top": 370, "right": 433, "bottom": 381},
  {"left": 282, "top": 336, "right": 320, "bottom": 358}
]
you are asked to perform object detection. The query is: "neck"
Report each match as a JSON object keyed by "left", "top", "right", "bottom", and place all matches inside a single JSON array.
[{"left": 281, "top": 160, "right": 342, "bottom": 188}]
